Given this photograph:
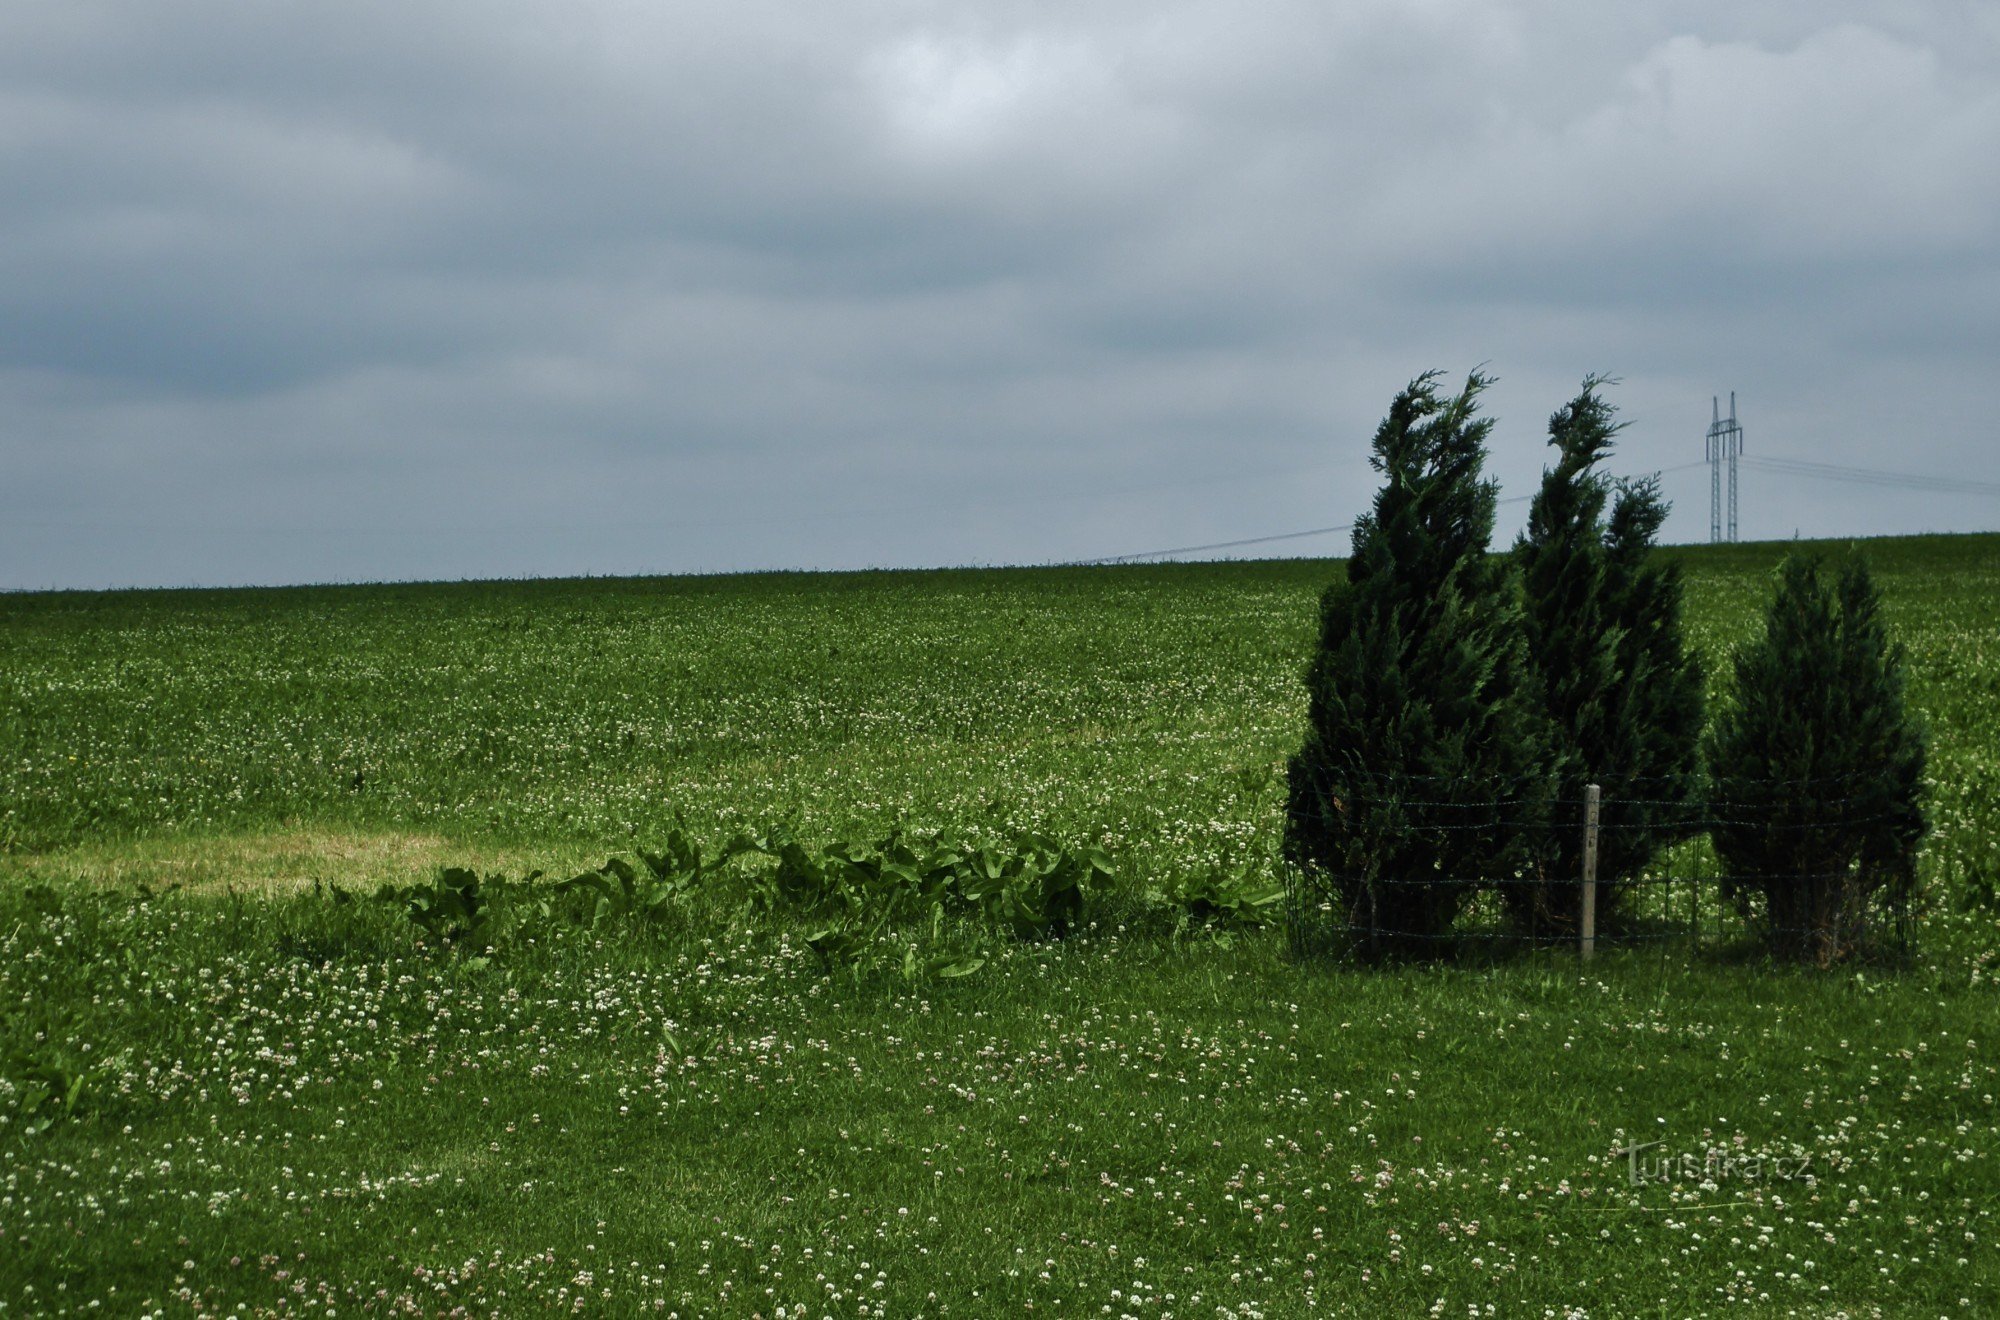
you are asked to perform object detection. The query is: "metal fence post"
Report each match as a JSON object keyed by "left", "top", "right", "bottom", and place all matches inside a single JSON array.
[{"left": 1581, "top": 783, "right": 1601, "bottom": 962}]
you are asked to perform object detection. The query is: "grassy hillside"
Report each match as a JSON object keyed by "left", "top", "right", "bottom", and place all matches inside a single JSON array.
[
  {"left": 3, "top": 533, "right": 1997, "bottom": 1315},
  {"left": 7, "top": 534, "right": 1998, "bottom": 902}
]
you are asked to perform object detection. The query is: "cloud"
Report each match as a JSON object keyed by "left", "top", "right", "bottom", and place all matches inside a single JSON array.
[{"left": 2, "top": 1, "right": 1997, "bottom": 587}]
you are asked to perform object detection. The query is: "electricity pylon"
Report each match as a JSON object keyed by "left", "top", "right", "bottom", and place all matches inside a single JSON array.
[{"left": 1706, "top": 393, "right": 1743, "bottom": 543}]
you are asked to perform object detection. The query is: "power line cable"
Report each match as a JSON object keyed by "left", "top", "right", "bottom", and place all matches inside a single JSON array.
[
  {"left": 1071, "top": 493, "right": 1535, "bottom": 566},
  {"left": 1070, "top": 521, "right": 1359, "bottom": 565},
  {"left": 1740, "top": 455, "right": 2000, "bottom": 498},
  {"left": 1071, "top": 453, "right": 1991, "bottom": 566}
]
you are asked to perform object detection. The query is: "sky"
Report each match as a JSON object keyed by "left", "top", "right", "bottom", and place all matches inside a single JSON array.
[{"left": 3, "top": 1, "right": 1998, "bottom": 590}]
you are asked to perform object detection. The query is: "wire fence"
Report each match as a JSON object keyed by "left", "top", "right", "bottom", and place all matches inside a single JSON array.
[{"left": 1282, "top": 774, "right": 1921, "bottom": 964}]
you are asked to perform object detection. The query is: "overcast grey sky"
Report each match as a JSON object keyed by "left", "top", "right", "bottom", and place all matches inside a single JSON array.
[{"left": 3, "top": 1, "right": 1997, "bottom": 590}]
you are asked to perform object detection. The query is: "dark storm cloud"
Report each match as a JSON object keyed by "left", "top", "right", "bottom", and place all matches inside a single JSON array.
[{"left": 3, "top": 1, "right": 1997, "bottom": 588}]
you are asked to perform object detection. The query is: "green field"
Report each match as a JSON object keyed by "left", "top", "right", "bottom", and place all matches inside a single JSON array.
[{"left": 4, "top": 535, "right": 1998, "bottom": 1315}]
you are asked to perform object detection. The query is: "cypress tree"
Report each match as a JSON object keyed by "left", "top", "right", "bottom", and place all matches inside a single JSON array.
[
  {"left": 1601, "top": 472, "right": 1706, "bottom": 892},
  {"left": 1284, "top": 370, "right": 1553, "bottom": 957},
  {"left": 1509, "top": 379, "right": 1703, "bottom": 932},
  {"left": 1706, "top": 551, "right": 1926, "bottom": 964}
]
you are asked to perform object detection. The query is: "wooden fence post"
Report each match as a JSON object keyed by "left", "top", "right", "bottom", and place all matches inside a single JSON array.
[{"left": 1581, "top": 783, "right": 1601, "bottom": 962}]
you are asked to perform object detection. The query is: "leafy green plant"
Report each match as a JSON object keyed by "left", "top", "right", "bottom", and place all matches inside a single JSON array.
[
  {"left": 557, "top": 855, "right": 675, "bottom": 928},
  {"left": 6, "top": 1048, "right": 94, "bottom": 1136},
  {"left": 532, "top": 828, "right": 734, "bottom": 931},
  {"left": 1170, "top": 864, "right": 1284, "bottom": 931},
  {"left": 17, "top": 883, "right": 64, "bottom": 921},
  {"left": 743, "top": 833, "right": 839, "bottom": 915},
  {"left": 730, "top": 828, "right": 1110, "bottom": 952},
  {"left": 637, "top": 829, "right": 710, "bottom": 893},
  {"left": 952, "top": 838, "right": 1108, "bottom": 941},
  {"left": 383, "top": 867, "right": 497, "bottom": 955},
  {"left": 804, "top": 921, "right": 871, "bottom": 977},
  {"left": 911, "top": 948, "right": 987, "bottom": 982},
  {"left": 659, "top": 1022, "right": 725, "bottom": 1064}
]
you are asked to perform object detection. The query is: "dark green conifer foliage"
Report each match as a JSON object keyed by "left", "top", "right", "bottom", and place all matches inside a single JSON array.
[
  {"left": 1285, "top": 371, "right": 1553, "bottom": 957},
  {"left": 1509, "top": 380, "right": 1704, "bottom": 931},
  {"left": 1602, "top": 473, "right": 1706, "bottom": 891},
  {"left": 1706, "top": 551, "right": 1926, "bottom": 964}
]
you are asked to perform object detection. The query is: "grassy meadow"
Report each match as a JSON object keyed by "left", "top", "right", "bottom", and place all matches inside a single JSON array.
[{"left": 3, "top": 534, "right": 1998, "bottom": 1316}]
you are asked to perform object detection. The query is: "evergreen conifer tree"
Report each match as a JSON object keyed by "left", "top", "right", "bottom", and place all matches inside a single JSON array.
[
  {"left": 1509, "top": 379, "right": 1703, "bottom": 932},
  {"left": 1601, "top": 472, "right": 1706, "bottom": 889},
  {"left": 1706, "top": 551, "right": 1926, "bottom": 963},
  {"left": 1285, "top": 371, "right": 1553, "bottom": 957}
]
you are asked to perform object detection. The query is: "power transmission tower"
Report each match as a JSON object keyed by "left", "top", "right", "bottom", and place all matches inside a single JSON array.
[{"left": 1706, "top": 392, "right": 1743, "bottom": 543}]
